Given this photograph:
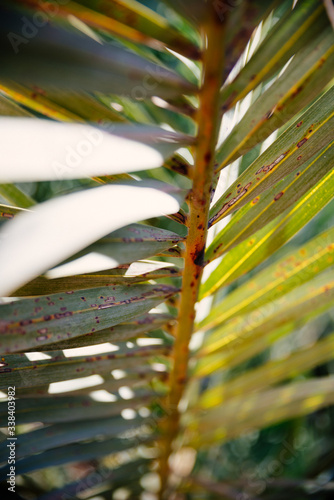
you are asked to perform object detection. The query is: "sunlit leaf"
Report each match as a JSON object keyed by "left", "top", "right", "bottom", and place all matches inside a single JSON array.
[
  {"left": 201, "top": 165, "right": 334, "bottom": 296},
  {"left": 196, "top": 332, "right": 334, "bottom": 411},
  {"left": 219, "top": 0, "right": 329, "bottom": 112},
  {"left": 186, "top": 376, "right": 334, "bottom": 447},
  {"left": 0, "top": 91, "right": 32, "bottom": 117},
  {"left": 206, "top": 143, "right": 334, "bottom": 263},
  {"left": 217, "top": 27, "right": 334, "bottom": 169},
  {"left": 210, "top": 85, "right": 334, "bottom": 225},
  {"left": 201, "top": 227, "right": 334, "bottom": 327},
  {"left": 196, "top": 270, "right": 334, "bottom": 376}
]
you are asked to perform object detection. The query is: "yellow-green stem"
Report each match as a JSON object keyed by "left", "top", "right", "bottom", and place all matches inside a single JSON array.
[{"left": 159, "top": 10, "right": 226, "bottom": 497}]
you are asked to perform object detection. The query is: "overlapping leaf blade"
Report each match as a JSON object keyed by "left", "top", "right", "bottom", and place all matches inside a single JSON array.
[
  {"left": 0, "top": 284, "right": 177, "bottom": 352},
  {"left": 22, "top": 311, "right": 173, "bottom": 351},
  {"left": 0, "top": 5, "right": 196, "bottom": 97},
  {"left": 0, "top": 343, "right": 170, "bottom": 390},
  {"left": 217, "top": 27, "right": 334, "bottom": 170},
  {"left": 17, "top": 0, "right": 201, "bottom": 59},
  {"left": 210, "top": 85, "right": 334, "bottom": 225},
  {"left": 219, "top": 0, "right": 329, "bottom": 112},
  {"left": 196, "top": 269, "right": 334, "bottom": 377},
  {"left": 14, "top": 262, "right": 182, "bottom": 295},
  {"left": 186, "top": 376, "right": 334, "bottom": 447},
  {"left": 0, "top": 118, "right": 193, "bottom": 182},
  {"left": 45, "top": 222, "right": 184, "bottom": 280},
  {"left": 37, "top": 459, "right": 150, "bottom": 500},
  {"left": 196, "top": 332, "right": 334, "bottom": 411},
  {"left": 0, "top": 389, "right": 159, "bottom": 425},
  {"left": 201, "top": 165, "right": 334, "bottom": 296},
  {"left": 0, "top": 434, "right": 153, "bottom": 477},
  {"left": 201, "top": 227, "right": 334, "bottom": 329},
  {"left": 205, "top": 142, "right": 334, "bottom": 263},
  {"left": 0, "top": 181, "right": 184, "bottom": 295},
  {"left": 0, "top": 414, "right": 147, "bottom": 462}
]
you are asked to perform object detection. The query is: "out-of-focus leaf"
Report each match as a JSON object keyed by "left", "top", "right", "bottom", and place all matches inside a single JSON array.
[
  {"left": 160, "top": 0, "right": 207, "bottom": 25},
  {"left": 0, "top": 389, "right": 159, "bottom": 425},
  {"left": 0, "top": 414, "right": 147, "bottom": 461},
  {"left": 0, "top": 118, "right": 192, "bottom": 182},
  {"left": 206, "top": 142, "right": 334, "bottom": 264},
  {"left": 217, "top": 27, "right": 334, "bottom": 169},
  {"left": 0, "top": 284, "right": 177, "bottom": 352},
  {"left": 14, "top": 261, "right": 182, "bottom": 295},
  {"left": 197, "top": 316, "right": 330, "bottom": 386},
  {"left": 210, "top": 85, "right": 334, "bottom": 225},
  {"left": 186, "top": 376, "right": 334, "bottom": 446},
  {"left": 0, "top": 184, "right": 34, "bottom": 209},
  {"left": 0, "top": 204, "right": 28, "bottom": 220},
  {"left": 0, "top": 181, "right": 184, "bottom": 296},
  {"left": 200, "top": 226, "right": 334, "bottom": 326},
  {"left": 0, "top": 434, "right": 152, "bottom": 477},
  {"left": 201, "top": 165, "right": 334, "bottom": 296},
  {"left": 197, "top": 332, "right": 334, "bottom": 411},
  {"left": 0, "top": 343, "right": 170, "bottom": 390},
  {"left": 0, "top": 343, "right": 170, "bottom": 391},
  {"left": 0, "top": 82, "right": 126, "bottom": 124},
  {"left": 0, "top": 6, "right": 196, "bottom": 97},
  {"left": 0, "top": 91, "right": 32, "bottom": 117},
  {"left": 37, "top": 459, "right": 149, "bottom": 500},
  {"left": 16, "top": 366, "right": 165, "bottom": 398},
  {"left": 219, "top": 0, "right": 329, "bottom": 112},
  {"left": 18, "top": 0, "right": 200, "bottom": 59},
  {"left": 186, "top": 475, "right": 247, "bottom": 500},
  {"left": 223, "top": 0, "right": 281, "bottom": 83},
  {"left": 196, "top": 270, "right": 334, "bottom": 376}
]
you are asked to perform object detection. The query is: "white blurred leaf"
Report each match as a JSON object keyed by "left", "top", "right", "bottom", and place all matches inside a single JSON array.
[
  {"left": 0, "top": 182, "right": 184, "bottom": 296},
  {"left": 0, "top": 119, "right": 191, "bottom": 182}
]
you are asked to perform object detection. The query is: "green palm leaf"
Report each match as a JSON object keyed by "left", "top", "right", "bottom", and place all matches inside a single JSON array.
[{"left": 0, "top": 1, "right": 333, "bottom": 498}]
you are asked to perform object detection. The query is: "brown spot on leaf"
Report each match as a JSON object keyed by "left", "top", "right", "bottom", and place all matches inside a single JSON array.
[
  {"left": 274, "top": 191, "right": 284, "bottom": 201},
  {"left": 297, "top": 138, "right": 308, "bottom": 148}
]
